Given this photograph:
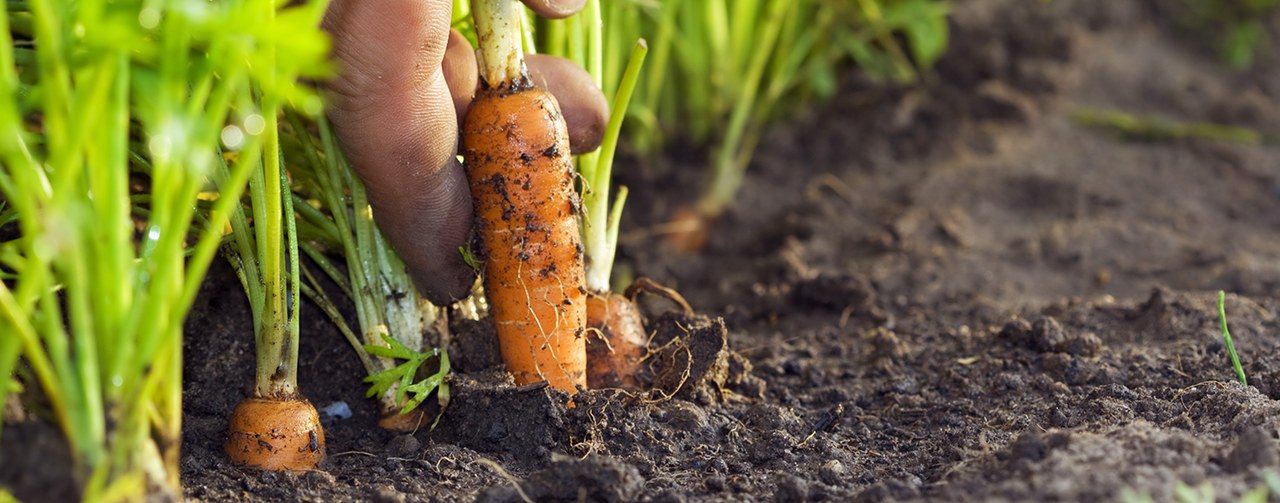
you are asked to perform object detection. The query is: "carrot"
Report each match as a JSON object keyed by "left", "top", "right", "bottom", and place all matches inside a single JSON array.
[
  {"left": 462, "top": 0, "right": 587, "bottom": 393},
  {"left": 585, "top": 292, "right": 647, "bottom": 389},
  {"left": 664, "top": 206, "right": 712, "bottom": 252},
  {"left": 220, "top": 98, "right": 325, "bottom": 471},
  {"left": 225, "top": 397, "right": 325, "bottom": 470},
  {"left": 585, "top": 278, "right": 693, "bottom": 388}
]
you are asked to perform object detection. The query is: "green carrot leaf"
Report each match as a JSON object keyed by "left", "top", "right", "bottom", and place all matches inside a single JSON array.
[{"left": 362, "top": 333, "right": 449, "bottom": 415}]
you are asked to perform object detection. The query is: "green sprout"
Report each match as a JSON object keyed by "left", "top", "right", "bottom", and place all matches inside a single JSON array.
[
  {"left": 0, "top": 0, "right": 329, "bottom": 497},
  {"left": 1073, "top": 109, "right": 1271, "bottom": 145},
  {"left": 287, "top": 115, "right": 452, "bottom": 424},
  {"left": 220, "top": 119, "right": 305, "bottom": 401},
  {"left": 698, "top": 0, "right": 950, "bottom": 219},
  {"left": 363, "top": 334, "right": 450, "bottom": 418},
  {"left": 1179, "top": 0, "right": 1280, "bottom": 69},
  {"left": 1217, "top": 290, "right": 1248, "bottom": 386},
  {"left": 537, "top": 0, "right": 949, "bottom": 225},
  {"left": 460, "top": 245, "right": 483, "bottom": 271}
]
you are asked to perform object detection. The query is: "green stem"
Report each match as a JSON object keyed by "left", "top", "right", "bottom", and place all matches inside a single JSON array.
[
  {"left": 283, "top": 147, "right": 302, "bottom": 396},
  {"left": 585, "top": 0, "right": 602, "bottom": 90},
  {"left": 473, "top": 0, "right": 528, "bottom": 87},
  {"left": 1217, "top": 291, "right": 1248, "bottom": 386},
  {"left": 254, "top": 103, "right": 296, "bottom": 398},
  {"left": 93, "top": 54, "right": 132, "bottom": 397},
  {"left": 292, "top": 193, "right": 343, "bottom": 246},
  {"left": 582, "top": 40, "right": 647, "bottom": 293},
  {"left": 0, "top": 280, "right": 54, "bottom": 436},
  {"left": 316, "top": 119, "right": 377, "bottom": 333},
  {"left": 700, "top": 0, "right": 792, "bottom": 216}
]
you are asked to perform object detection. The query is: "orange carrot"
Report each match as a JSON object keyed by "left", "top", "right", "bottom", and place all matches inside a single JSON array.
[
  {"left": 585, "top": 292, "right": 647, "bottom": 389},
  {"left": 585, "top": 278, "right": 692, "bottom": 388},
  {"left": 462, "top": 0, "right": 587, "bottom": 394},
  {"left": 664, "top": 206, "right": 711, "bottom": 252},
  {"left": 225, "top": 396, "right": 325, "bottom": 470}
]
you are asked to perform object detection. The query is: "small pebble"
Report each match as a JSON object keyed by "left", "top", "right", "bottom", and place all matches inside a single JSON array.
[
  {"left": 820, "top": 459, "right": 846, "bottom": 485},
  {"left": 321, "top": 401, "right": 353, "bottom": 420}
]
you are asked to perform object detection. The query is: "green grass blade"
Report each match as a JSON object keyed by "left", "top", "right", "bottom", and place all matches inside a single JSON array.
[{"left": 1217, "top": 291, "right": 1248, "bottom": 386}]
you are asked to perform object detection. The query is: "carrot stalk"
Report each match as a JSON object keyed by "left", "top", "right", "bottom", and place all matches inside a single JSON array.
[
  {"left": 472, "top": 0, "right": 529, "bottom": 89},
  {"left": 464, "top": 0, "right": 588, "bottom": 393},
  {"left": 220, "top": 153, "right": 326, "bottom": 471},
  {"left": 580, "top": 39, "right": 646, "bottom": 293},
  {"left": 221, "top": 100, "right": 323, "bottom": 471},
  {"left": 554, "top": 6, "right": 652, "bottom": 389},
  {"left": 583, "top": 44, "right": 651, "bottom": 386}
]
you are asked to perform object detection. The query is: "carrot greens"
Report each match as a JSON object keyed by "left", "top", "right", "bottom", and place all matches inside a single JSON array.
[
  {"left": 288, "top": 114, "right": 452, "bottom": 427},
  {"left": 0, "top": 0, "right": 330, "bottom": 495}
]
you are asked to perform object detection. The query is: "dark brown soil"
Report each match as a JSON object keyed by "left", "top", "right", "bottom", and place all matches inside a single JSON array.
[{"left": 7, "top": 0, "right": 1280, "bottom": 501}]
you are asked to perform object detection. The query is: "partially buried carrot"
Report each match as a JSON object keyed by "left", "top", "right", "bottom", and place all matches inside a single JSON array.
[
  {"left": 226, "top": 397, "right": 325, "bottom": 470},
  {"left": 222, "top": 106, "right": 324, "bottom": 471},
  {"left": 585, "top": 292, "right": 646, "bottom": 389},
  {"left": 462, "top": 0, "right": 587, "bottom": 393},
  {"left": 585, "top": 278, "right": 693, "bottom": 389}
]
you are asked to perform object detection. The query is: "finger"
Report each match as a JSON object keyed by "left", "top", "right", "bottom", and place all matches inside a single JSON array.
[
  {"left": 323, "top": 0, "right": 477, "bottom": 304},
  {"left": 442, "top": 29, "right": 477, "bottom": 131},
  {"left": 527, "top": 54, "right": 609, "bottom": 153},
  {"left": 446, "top": 52, "right": 609, "bottom": 154},
  {"left": 519, "top": 0, "right": 587, "bottom": 19}
]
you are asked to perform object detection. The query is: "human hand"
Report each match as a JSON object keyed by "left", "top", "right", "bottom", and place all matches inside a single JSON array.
[{"left": 322, "top": 0, "right": 608, "bottom": 305}]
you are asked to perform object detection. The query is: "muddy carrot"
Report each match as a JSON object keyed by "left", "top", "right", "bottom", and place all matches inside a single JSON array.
[
  {"left": 586, "top": 278, "right": 693, "bottom": 388},
  {"left": 462, "top": 0, "right": 587, "bottom": 393},
  {"left": 225, "top": 397, "right": 325, "bottom": 470},
  {"left": 585, "top": 292, "right": 647, "bottom": 389}
]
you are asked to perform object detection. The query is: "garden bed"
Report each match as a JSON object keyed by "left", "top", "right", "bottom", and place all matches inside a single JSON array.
[{"left": 8, "top": 0, "right": 1280, "bottom": 501}]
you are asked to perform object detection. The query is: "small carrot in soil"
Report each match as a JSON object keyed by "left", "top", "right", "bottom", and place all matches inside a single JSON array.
[
  {"left": 226, "top": 397, "right": 325, "bottom": 470},
  {"left": 585, "top": 292, "right": 647, "bottom": 389},
  {"left": 462, "top": 0, "right": 587, "bottom": 393},
  {"left": 221, "top": 109, "right": 324, "bottom": 470},
  {"left": 586, "top": 278, "right": 694, "bottom": 388},
  {"left": 663, "top": 206, "right": 712, "bottom": 253},
  {"left": 562, "top": 31, "right": 653, "bottom": 390}
]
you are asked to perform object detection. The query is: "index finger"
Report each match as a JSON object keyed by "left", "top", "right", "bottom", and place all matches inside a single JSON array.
[{"left": 519, "top": 0, "right": 587, "bottom": 19}]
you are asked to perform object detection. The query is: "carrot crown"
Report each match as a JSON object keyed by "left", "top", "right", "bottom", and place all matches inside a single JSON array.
[{"left": 472, "top": 0, "right": 531, "bottom": 90}]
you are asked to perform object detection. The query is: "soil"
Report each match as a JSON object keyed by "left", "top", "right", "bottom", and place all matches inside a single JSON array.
[{"left": 6, "top": 0, "right": 1280, "bottom": 501}]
